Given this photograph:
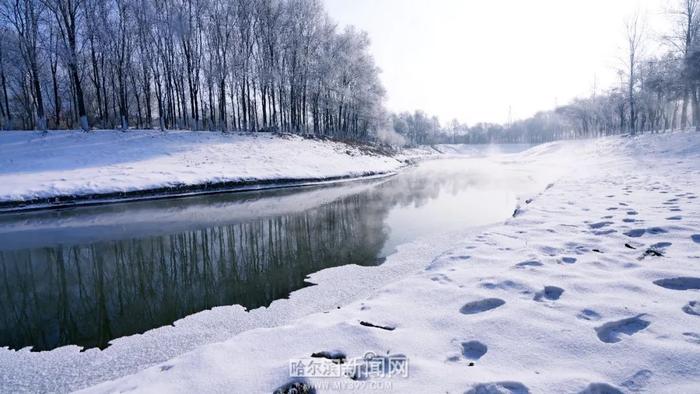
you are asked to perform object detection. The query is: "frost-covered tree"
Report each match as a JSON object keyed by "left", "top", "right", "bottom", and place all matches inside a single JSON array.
[
  {"left": 0, "top": 0, "right": 386, "bottom": 141},
  {"left": 665, "top": 0, "right": 700, "bottom": 129},
  {"left": 0, "top": 0, "right": 46, "bottom": 130},
  {"left": 43, "top": 0, "right": 90, "bottom": 131},
  {"left": 624, "top": 12, "right": 645, "bottom": 135}
]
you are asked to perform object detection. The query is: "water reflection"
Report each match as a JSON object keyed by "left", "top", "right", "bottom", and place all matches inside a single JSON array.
[{"left": 0, "top": 157, "right": 526, "bottom": 351}]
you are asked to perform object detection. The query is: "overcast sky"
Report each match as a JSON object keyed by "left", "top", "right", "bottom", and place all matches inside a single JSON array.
[{"left": 323, "top": 0, "right": 671, "bottom": 125}]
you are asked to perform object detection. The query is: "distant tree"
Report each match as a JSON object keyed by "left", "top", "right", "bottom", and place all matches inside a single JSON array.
[{"left": 624, "top": 12, "right": 645, "bottom": 135}]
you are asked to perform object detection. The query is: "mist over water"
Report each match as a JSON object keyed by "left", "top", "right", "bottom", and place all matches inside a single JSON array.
[{"left": 0, "top": 147, "right": 535, "bottom": 351}]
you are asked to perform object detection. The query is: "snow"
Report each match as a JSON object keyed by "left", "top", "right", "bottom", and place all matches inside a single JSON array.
[
  {"left": 2, "top": 131, "right": 699, "bottom": 393},
  {"left": 0, "top": 130, "right": 405, "bottom": 203},
  {"left": 75, "top": 131, "right": 700, "bottom": 394}
]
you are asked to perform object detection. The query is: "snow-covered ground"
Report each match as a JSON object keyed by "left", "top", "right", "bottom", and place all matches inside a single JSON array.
[
  {"left": 0, "top": 138, "right": 553, "bottom": 393},
  {"left": 0, "top": 130, "right": 408, "bottom": 204},
  {"left": 74, "top": 131, "right": 700, "bottom": 393}
]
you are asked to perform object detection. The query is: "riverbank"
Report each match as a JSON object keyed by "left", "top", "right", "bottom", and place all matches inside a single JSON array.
[
  {"left": 0, "top": 141, "right": 557, "bottom": 393},
  {"left": 79, "top": 131, "right": 700, "bottom": 393},
  {"left": 0, "top": 130, "right": 425, "bottom": 212}
]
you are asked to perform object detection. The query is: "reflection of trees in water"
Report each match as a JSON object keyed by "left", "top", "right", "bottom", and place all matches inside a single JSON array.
[
  {"left": 0, "top": 193, "right": 388, "bottom": 351},
  {"left": 0, "top": 166, "right": 477, "bottom": 351}
]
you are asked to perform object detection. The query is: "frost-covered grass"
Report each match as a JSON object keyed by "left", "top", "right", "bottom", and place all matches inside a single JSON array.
[
  {"left": 72, "top": 131, "right": 700, "bottom": 393},
  {"left": 0, "top": 130, "right": 405, "bottom": 203}
]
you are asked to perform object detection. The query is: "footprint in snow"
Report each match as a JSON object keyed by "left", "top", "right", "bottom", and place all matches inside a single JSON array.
[
  {"left": 620, "top": 369, "right": 653, "bottom": 392},
  {"left": 465, "top": 381, "right": 530, "bottom": 394},
  {"left": 578, "top": 382, "right": 624, "bottom": 394},
  {"left": 653, "top": 277, "right": 700, "bottom": 290},
  {"left": 561, "top": 257, "right": 577, "bottom": 264},
  {"left": 665, "top": 216, "right": 682, "bottom": 221},
  {"left": 683, "top": 301, "right": 700, "bottom": 316},
  {"left": 577, "top": 309, "right": 602, "bottom": 321},
  {"left": 692, "top": 234, "right": 700, "bottom": 244},
  {"left": 651, "top": 242, "right": 672, "bottom": 249},
  {"left": 684, "top": 332, "right": 700, "bottom": 344},
  {"left": 461, "top": 340, "right": 487, "bottom": 360},
  {"left": 594, "top": 229, "right": 617, "bottom": 236},
  {"left": 514, "top": 260, "right": 543, "bottom": 268},
  {"left": 460, "top": 298, "right": 506, "bottom": 315},
  {"left": 564, "top": 242, "right": 590, "bottom": 255},
  {"left": 647, "top": 227, "right": 668, "bottom": 235},
  {"left": 589, "top": 221, "right": 614, "bottom": 229},
  {"left": 480, "top": 280, "right": 532, "bottom": 294},
  {"left": 539, "top": 246, "right": 560, "bottom": 256},
  {"left": 595, "top": 315, "right": 650, "bottom": 343},
  {"left": 624, "top": 229, "right": 645, "bottom": 238},
  {"left": 533, "top": 286, "right": 564, "bottom": 301}
]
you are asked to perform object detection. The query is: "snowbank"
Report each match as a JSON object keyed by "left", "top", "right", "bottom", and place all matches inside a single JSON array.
[
  {"left": 0, "top": 130, "right": 405, "bottom": 205},
  {"left": 78, "top": 131, "right": 700, "bottom": 393}
]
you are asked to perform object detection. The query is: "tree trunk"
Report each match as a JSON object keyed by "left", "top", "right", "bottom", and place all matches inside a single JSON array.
[
  {"left": 30, "top": 58, "right": 46, "bottom": 131},
  {"left": 693, "top": 87, "right": 700, "bottom": 131},
  {"left": 0, "top": 44, "right": 12, "bottom": 123},
  {"left": 219, "top": 79, "right": 226, "bottom": 131},
  {"left": 51, "top": 61, "right": 61, "bottom": 128},
  {"left": 681, "top": 89, "right": 689, "bottom": 130}
]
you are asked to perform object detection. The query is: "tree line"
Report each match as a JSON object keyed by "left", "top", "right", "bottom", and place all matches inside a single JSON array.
[
  {"left": 393, "top": 0, "right": 700, "bottom": 146},
  {"left": 556, "top": 3, "right": 700, "bottom": 139},
  {"left": 0, "top": 0, "right": 386, "bottom": 141}
]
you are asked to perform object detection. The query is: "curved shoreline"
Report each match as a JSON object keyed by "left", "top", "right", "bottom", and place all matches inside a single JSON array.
[{"left": 0, "top": 170, "right": 400, "bottom": 214}]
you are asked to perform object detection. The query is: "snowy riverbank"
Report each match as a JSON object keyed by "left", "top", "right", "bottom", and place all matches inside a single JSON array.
[
  {"left": 77, "top": 131, "right": 700, "bottom": 394},
  {"left": 0, "top": 130, "right": 415, "bottom": 209}
]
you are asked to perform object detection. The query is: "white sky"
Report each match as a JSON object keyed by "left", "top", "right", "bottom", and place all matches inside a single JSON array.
[{"left": 322, "top": 0, "right": 672, "bottom": 125}]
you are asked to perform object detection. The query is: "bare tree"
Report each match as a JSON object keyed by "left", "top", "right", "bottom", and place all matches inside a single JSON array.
[
  {"left": 43, "top": 0, "right": 90, "bottom": 131},
  {"left": 1, "top": 0, "right": 46, "bottom": 130},
  {"left": 0, "top": 0, "right": 387, "bottom": 140},
  {"left": 665, "top": 0, "right": 700, "bottom": 129},
  {"left": 624, "top": 12, "right": 645, "bottom": 135},
  {"left": 0, "top": 27, "right": 11, "bottom": 127}
]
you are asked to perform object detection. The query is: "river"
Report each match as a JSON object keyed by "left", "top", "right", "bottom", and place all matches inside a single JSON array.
[{"left": 0, "top": 145, "right": 537, "bottom": 352}]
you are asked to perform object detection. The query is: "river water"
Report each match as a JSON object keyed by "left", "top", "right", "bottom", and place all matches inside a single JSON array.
[{"left": 0, "top": 145, "right": 536, "bottom": 351}]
